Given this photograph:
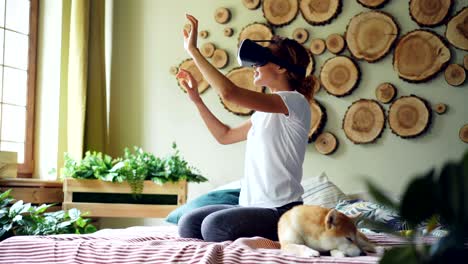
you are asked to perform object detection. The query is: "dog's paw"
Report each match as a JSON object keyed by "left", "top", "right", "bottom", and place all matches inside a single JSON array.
[
  {"left": 374, "top": 246, "right": 386, "bottom": 256},
  {"left": 330, "top": 249, "right": 346, "bottom": 258},
  {"left": 298, "top": 245, "right": 320, "bottom": 257}
]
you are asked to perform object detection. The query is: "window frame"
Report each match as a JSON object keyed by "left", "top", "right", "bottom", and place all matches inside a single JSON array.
[{"left": 16, "top": 0, "right": 38, "bottom": 177}]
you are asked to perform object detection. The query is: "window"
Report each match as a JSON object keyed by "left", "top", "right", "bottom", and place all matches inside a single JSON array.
[{"left": 0, "top": 0, "right": 38, "bottom": 177}]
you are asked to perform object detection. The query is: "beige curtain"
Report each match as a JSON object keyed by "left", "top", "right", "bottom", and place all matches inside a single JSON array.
[{"left": 59, "top": 0, "right": 108, "bottom": 162}]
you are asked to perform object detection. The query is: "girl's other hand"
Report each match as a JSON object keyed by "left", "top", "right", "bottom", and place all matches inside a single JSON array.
[
  {"left": 183, "top": 14, "right": 199, "bottom": 56},
  {"left": 176, "top": 69, "right": 202, "bottom": 103}
]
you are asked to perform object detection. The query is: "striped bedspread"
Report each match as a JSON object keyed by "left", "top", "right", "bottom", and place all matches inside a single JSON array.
[{"left": 0, "top": 226, "right": 437, "bottom": 264}]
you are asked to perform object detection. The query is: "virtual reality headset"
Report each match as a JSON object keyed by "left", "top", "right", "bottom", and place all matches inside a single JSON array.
[{"left": 237, "top": 39, "right": 306, "bottom": 77}]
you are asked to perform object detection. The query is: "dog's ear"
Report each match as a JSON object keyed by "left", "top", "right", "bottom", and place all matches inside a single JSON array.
[{"left": 325, "top": 209, "right": 338, "bottom": 229}]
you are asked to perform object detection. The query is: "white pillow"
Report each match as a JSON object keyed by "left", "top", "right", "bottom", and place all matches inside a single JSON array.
[{"left": 301, "top": 172, "right": 346, "bottom": 208}]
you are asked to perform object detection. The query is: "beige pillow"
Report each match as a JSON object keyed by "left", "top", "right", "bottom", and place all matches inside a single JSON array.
[{"left": 301, "top": 172, "right": 346, "bottom": 208}]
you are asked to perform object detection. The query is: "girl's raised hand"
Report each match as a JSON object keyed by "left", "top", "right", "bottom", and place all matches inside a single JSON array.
[
  {"left": 183, "top": 14, "right": 199, "bottom": 55},
  {"left": 176, "top": 69, "right": 201, "bottom": 103}
]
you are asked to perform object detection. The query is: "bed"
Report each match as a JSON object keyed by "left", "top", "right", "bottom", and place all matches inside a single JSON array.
[{"left": 0, "top": 225, "right": 439, "bottom": 264}]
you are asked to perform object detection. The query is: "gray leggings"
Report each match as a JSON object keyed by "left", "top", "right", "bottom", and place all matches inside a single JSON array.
[{"left": 178, "top": 201, "right": 302, "bottom": 242}]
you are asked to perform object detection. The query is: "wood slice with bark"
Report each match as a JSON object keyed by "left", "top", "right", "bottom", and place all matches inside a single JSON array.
[
  {"left": 199, "top": 30, "right": 209, "bottom": 39},
  {"left": 393, "top": 30, "right": 451, "bottom": 82},
  {"left": 308, "top": 99, "right": 327, "bottom": 142},
  {"left": 177, "top": 59, "right": 210, "bottom": 94},
  {"left": 445, "top": 7, "right": 468, "bottom": 51},
  {"left": 315, "top": 132, "right": 338, "bottom": 155},
  {"left": 444, "top": 64, "right": 466, "bottom": 86},
  {"left": 293, "top": 28, "right": 309, "bottom": 44},
  {"left": 238, "top": 23, "right": 274, "bottom": 47},
  {"left": 243, "top": 0, "right": 261, "bottom": 10},
  {"left": 375, "top": 82, "right": 397, "bottom": 104},
  {"left": 306, "top": 51, "right": 315, "bottom": 76},
  {"left": 223, "top": 67, "right": 264, "bottom": 115},
  {"left": 224, "top": 27, "right": 234, "bottom": 37},
  {"left": 343, "top": 99, "right": 385, "bottom": 144},
  {"left": 346, "top": 11, "right": 398, "bottom": 63},
  {"left": 310, "top": 38, "right": 326, "bottom": 55},
  {"left": 434, "top": 103, "right": 447, "bottom": 114},
  {"left": 212, "top": 49, "right": 229, "bottom": 69},
  {"left": 214, "top": 7, "right": 231, "bottom": 24},
  {"left": 262, "top": 0, "right": 299, "bottom": 27},
  {"left": 464, "top": 54, "right": 468, "bottom": 70},
  {"left": 300, "top": 0, "right": 342, "bottom": 26},
  {"left": 320, "top": 56, "right": 360, "bottom": 97},
  {"left": 388, "top": 95, "right": 431, "bottom": 138},
  {"left": 460, "top": 124, "right": 468, "bottom": 143},
  {"left": 311, "top": 75, "right": 321, "bottom": 95},
  {"left": 326, "top": 33, "right": 346, "bottom": 54},
  {"left": 409, "top": 0, "right": 452, "bottom": 27},
  {"left": 201, "top": 42, "right": 216, "bottom": 58},
  {"left": 357, "top": 0, "right": 389, "bottom": 9},
  {"left": 169, "top": 66, "right": 178, "bottom": 75}
]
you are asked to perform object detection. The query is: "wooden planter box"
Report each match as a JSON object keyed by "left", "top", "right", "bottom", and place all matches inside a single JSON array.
[{"left": 63, "top": 178, "right": 187, "bottom": 218}]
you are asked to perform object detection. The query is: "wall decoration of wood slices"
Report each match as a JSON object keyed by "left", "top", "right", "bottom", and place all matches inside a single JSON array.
[
  {"left": 300, "top": 0, "right": 342, "bottom": 26},
  {"left": 326, "top": 33, "right": 346, "bottom": 54},
  {"left": 464, "top": 55, "right": 468, "bottom": 70},
  {"left": 444, "top": 64, "right": 466, "bottom": 86},
  {"left": 409, "top": 0, "right": 453, "bottom": 27},
  {"left": 434, "top": 103, "right": 448, "bottom": 115},
  {"left": 346, "top": 11, "right": 398, "bottom": 62},
  {"left": 306, "top": 52, "right": 315, "bottom": 75},
  {"left": 320, "top": 56, "right": 360, "bottom": 97},
  {"left": 388, "top": 95, "right": 431, "bottom": 139},
  {"left": 343, "top": 99, "right": 385, "bottom": 144},
  {"left": 199, "top": 30, "right": 209, "bottom": 39},
  {"left": 214, "top": 7, "right": 231, "bottom": 24},
  {"left": 357, "top": 0, "right": 390, "bottom": 9},
  {"left": 445, "top": 7, "right": 468, "bottom": 51},
  {"left": 222, "top": 67, "right": 264, "bottom": 115},
  {"left": 242, "top": 0, "right": 261, "bottom": 10},
  {"left": 292, "top": 28, "right": 309, "bottom": 44},
  {"left": 393, "top": 30, "right": 451, "bottom": 83},
  {"left": 311, "top": 75, "right": 322, "bottom": 95},
  {"left": 238, "top": 22, "right": 274, "bottom": 47},
  {"left": 375, "top": 82, "right": 397, "bottom": 104},
  {"left": 201, "top": 42, "right": 216, "bottom": 58},
  {"left": 212, "top": 49, "right": 229, "bottom": 69},
  {"left": 262, "top": 0, "right": 299, "bottom": 27},
  {"left": 308, "top": 99, "right": 327, "bottom": 142},
  {"left": 224, "top": 27, "right": 234, "bottom": 37},
  {"left": 177, "top": 59, "right": 210, "bottom": 94},
  {"left": 310, "top": 38, "right": 326, "bottom": 55},
  {"left": 460, "top": 124, "right": 468, "bottom": 143},
  {"left": 315, "top": 132, "right": 338, "bottom": 155},
  {"left": 169, "top": 66, "right": 178, "bottom": 75}
]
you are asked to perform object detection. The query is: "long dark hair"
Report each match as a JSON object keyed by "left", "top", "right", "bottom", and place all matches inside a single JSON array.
[{"left": 269, "top": 36, "right": 314, "bottom": 101}]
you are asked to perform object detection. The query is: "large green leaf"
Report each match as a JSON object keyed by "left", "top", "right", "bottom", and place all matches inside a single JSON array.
[
  {"left": 365, "top": 180, "right": 397, "bottom": 210},
  {"left": 380, "top": 246, "right": 422, "bottom": 264}
]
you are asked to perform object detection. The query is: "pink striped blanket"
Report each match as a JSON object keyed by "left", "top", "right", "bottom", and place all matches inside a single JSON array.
[{"left": 0, "top": 226, "right": 437, "bottom": 264}]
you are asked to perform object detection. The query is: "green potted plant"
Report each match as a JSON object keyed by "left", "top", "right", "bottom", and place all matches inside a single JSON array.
[{"left": 366, "top": 150, "right": 468, "bottom": 263}]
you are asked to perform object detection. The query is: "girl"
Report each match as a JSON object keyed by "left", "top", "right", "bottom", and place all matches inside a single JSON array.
[{"left": 175, "top": 14, "right": 313, "bottom": 242}]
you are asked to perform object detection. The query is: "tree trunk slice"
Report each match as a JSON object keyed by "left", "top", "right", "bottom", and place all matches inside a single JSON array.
[
  {"left": 310, "top": 38, "right": 326, "bottom": 55},
  {"left": 224, "top": 27, "right": 234, "bottom": 37},
  {"left": 223, "top": 67, "right": 264, "bottom": 115},
  {"left": 262, "top": 0, "right": 299, "bottom": 27},
  {"left": 375, "top": 82, "right": 397, "bottom": 104},
  {"left": 346, "top": 11, "right": 398, "bottom": 62},
  {"left": 444, "top": 63, "right": 466, "bottom": 86},
  {"left": 177, "top": 59, "right": 210, "bottom": 94},
  {"left": 388, "top": 95, "right": 431, "bottom": 138},
  {"left": 460, "top": 124, "right": 468, "bottom": 143},
  {"left": 393, "top": 30, "right": 451, "bottom": 82},
  {"left": 320, "top": 56, "right": 360, "bottom": 97},
  {"left": 201, "top": 42, "right": 216, "bottom": 58},
  {"left": 169, "top": 66, "right": 178, "bottom": 75},
  {"left": 357, "top": 0, "right": 389, "bottom": 9},
  {"left": 293, "top": 28, "right": 309, "bottom": 44},
  {"left": 238, "top": 23, "right": 274, "bottom": 47},
  {"left": 306, "top": 52, "right": 315, "bottom": 76},
  {"left": 343, "top": 99, "right": 385, "bottom": 144},
  {"left": 214, "top": 7, "right": 231, "bottom": 24},
  {"left": 242, "top": 0, "right": 261, "bottom": 10},
  {"left": 300, "top": 0, "right": 342, "bottom": 26},
  {"left": 409, "top": 0, "right": 452, "bottom": 27},
  {"left": 326, "top": 33, "right": 346, "bottom": 54},
  {"left": 311, "top": 75, "right": 321, "bottom": 95},
  {"left": 464, "top": 54, "right": 468, "bottom": 70},
  {"left": 199, "top": 30, "right": 209, "bottom": 39},
  {"left": 308, "top": 99, "right": 327, "bottom": 142},
  {"left": 315, "top": 132, "right": 338, "bottom": 155},
  {"left": 445, "top": 7, "right": 468, "bottom": 51},
  {"left": 212, "top": 49, "right": 229, "bottom": 69},
  {"left": 434, "top": 103, "right": 447, "bottom": 114}
]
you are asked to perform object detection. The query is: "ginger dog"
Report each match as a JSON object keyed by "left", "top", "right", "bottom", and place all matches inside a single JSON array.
[{"left": 278, "top": 205, "right": 376, "bottom": 257}]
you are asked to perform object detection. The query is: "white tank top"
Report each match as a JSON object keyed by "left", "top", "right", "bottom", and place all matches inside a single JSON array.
[{"left": 239, "top": 91, "right": 311, "bottom": 208}]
